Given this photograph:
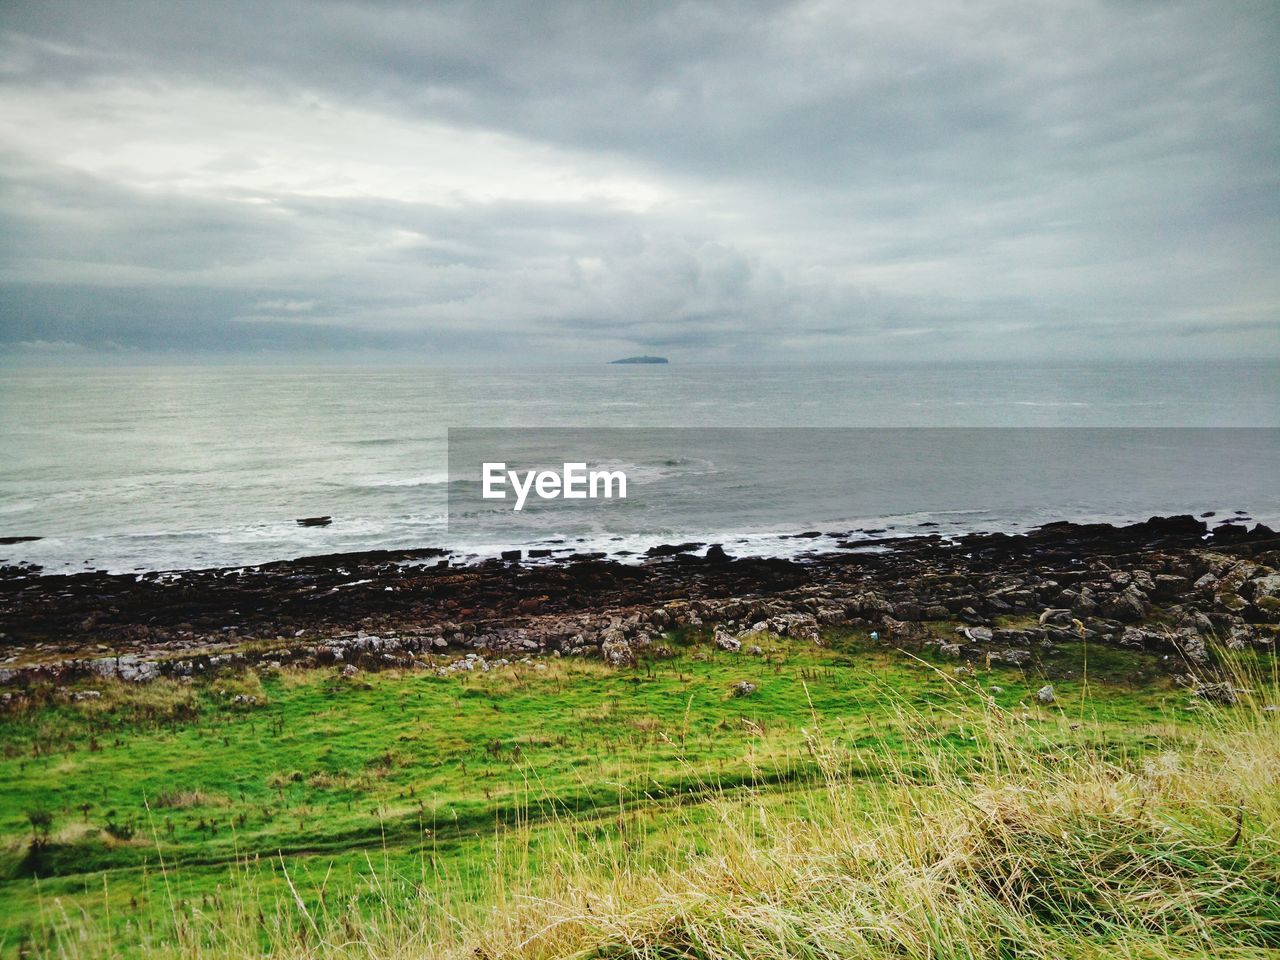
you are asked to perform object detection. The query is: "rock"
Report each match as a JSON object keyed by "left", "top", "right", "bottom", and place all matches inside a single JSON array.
[
  {"left": 1225, "top": 625, "right": 1252, "bottom": 650},
  {"left": 714, "top": 628, "right": 742, "bottom": 652},
  {"left": 938, "top": 642, "right": 963, "bottom": 658},
  {"left": 1214, "top": 591, "right": 1248, "bottom": 614},
  {"left": 994, "top": 627, "right": 1044, "bottom": 645},
  {"left": 0, "top": 511, "right": 1258, "bottom": 692},
  {"left": 341, "top": 663, "right": 359, "bottom": 678},
  {"left": 745, "top": 644, "right": 764, "bottom": 656},
  {"left": 1101, "top": 586, "right": 1146, "bottom": 622},
  {"left": 1057, "top": 587, "right": 1097, "bottom": 616},
  {"left": 1193, "top": 572, "right": 1218, "bottom": 592},
  {"left": 600, "top": 638, "right": 634, "bottom": 667},
  {"left": 731, "top": 680, "right": 758, "bottom": 698},
  {"left": 882, "top": 616, "right": 929, "bottom": 642},
  {"left": 1213, "top": 523, "right": 1250, "bottom": 543},
  {"left": 1152, "top": 573, "right": 1190, "bottom": 598},
  {"left": 988, "top": 648, "right": 1031, "bottom": 666},
  {"left": 500, "top": 549, "right": 523, "bottom": 562},
  {"left": 1191, "top": 681, "right": 1238, "bottom": 705},
  {"left": 1181, "top": 633, "right": 1210, "bottom": 665},
  {"left": 893, "top": 601, "right": 923, "bottom": 620},
  {"left": 1038, "top": 608, "right": 1075, "bottom": 628},
  {"left": 1119, "top": 626, "right": 1157, "bottom": 648},
  {"left": 1174, "top": 608, "right": 1215, "bottom": 634},
  {"left": 1250, "top": 573, "right": 1280, "bottom": 603},
  {"left": 645, "top": 542, "right": 703, "bottom": 558},
  {"left": 1035, "top": 684, "right": 1056, "bottom": 705},
  {"left": 705, "top": 544, "right": 730, "bottom": 562}
]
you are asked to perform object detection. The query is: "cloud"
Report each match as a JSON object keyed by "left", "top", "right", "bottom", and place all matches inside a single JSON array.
[{"left": 0, "top": 0, "right": 1277, "bottom": 361}]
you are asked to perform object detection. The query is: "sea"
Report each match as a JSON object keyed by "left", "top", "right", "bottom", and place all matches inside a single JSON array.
[{"left": 1, "top": 360, "right": 1278, "bottom": 574}]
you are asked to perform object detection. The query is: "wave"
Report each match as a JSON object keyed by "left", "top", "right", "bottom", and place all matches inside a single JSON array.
[{"left": 354, "top": 472, "right": 450, "bottom": 488}]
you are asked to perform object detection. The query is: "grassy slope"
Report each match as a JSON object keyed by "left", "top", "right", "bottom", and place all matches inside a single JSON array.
[{"left": 0, "top": 630, "right": 1250, "bottom": 958}]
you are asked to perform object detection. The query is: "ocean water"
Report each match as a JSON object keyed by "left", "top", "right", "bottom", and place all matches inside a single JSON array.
[{"left": 0, "top": 361, "right": 1277, "bottom": 573}]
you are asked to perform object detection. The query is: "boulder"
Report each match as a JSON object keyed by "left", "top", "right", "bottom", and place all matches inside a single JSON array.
[
  {"left": 1249, "top": 573, "right": 1280, "bottom": 603},
  {"left": 714, "top": 628, "right": 742, "bottom": 652},
  {"left": 1038, "top": 608, "right": 1075, "bottom": 628},
  {"left": 705, "top": 544, "right": 731, "bottom": 563},
  {"left": 1180, "top": 633, "right": 1210, "bottom": 666},
  {"left": 1101, "top": 586, "right": 1146, "bottom": 622}
]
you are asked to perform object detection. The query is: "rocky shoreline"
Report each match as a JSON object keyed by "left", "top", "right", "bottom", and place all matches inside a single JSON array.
[{"left": 1, "top": 515, "right": 1277, "bottom": 689}]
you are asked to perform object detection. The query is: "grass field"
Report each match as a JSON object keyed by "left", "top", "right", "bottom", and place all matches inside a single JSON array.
[{"left": 1, "top": 628, "right": 1275, "bottom": 959}]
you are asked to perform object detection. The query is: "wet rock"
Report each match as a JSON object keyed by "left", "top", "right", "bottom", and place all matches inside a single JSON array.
[
  {"left": 705, "top": 544, "right": 730, "bottom": 562},
  {"left": 645, "top": 542, "right": 703, "bottom": 558}
]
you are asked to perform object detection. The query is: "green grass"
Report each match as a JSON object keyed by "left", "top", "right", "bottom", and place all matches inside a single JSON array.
[{"left": 0, "top": 629, "right": 1248, "bottom": 958}]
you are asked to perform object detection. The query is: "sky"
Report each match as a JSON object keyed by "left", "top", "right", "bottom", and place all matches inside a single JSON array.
[{"left": 0, "top": 0, "right": 1277, "bottom": 364}]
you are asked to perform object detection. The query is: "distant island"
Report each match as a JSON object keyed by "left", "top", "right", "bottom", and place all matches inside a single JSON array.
[{"left": 609, "top": 355, "right": 669, "bottom": 364}]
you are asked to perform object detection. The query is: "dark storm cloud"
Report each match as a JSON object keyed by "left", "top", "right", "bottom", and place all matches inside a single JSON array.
[{"left": 0, "top": 0, "right": 1277, "bottom": 361}]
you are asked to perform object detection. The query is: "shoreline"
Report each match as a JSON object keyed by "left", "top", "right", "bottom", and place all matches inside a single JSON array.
[{"left": 2, "top": 514, "right": 1277, "bottom": 688}]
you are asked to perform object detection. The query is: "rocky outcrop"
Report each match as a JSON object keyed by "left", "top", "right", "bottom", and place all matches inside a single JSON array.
[{"left": 1, "top": 517, "right": 1277, "bottom": 687}]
